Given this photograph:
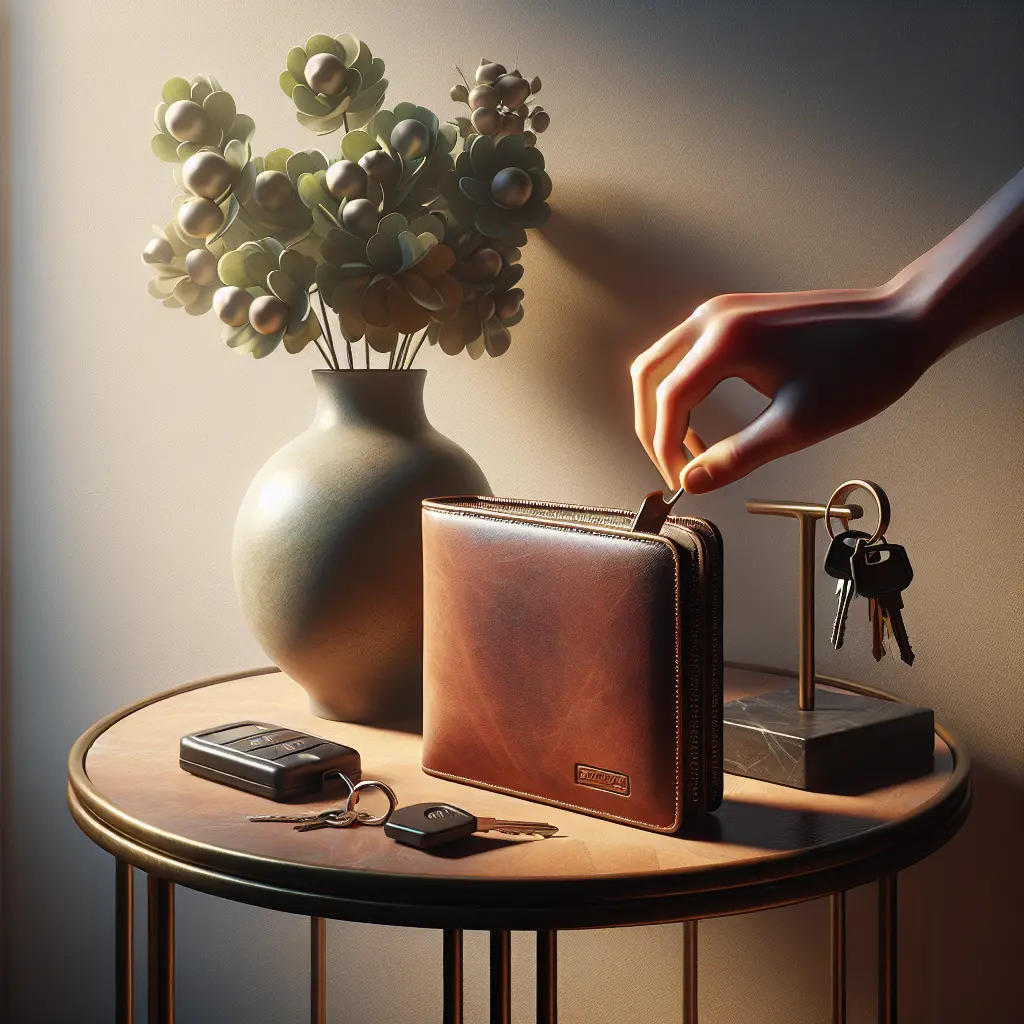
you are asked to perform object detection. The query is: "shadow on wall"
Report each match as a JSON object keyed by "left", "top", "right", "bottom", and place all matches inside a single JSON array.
[{"left": 534, "top": 182, "right": 765, "bottom": 482}]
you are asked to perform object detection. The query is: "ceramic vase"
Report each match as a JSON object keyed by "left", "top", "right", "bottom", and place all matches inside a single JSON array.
[{"left": 233, "top": 369, "right": 490, "bottom": 724}]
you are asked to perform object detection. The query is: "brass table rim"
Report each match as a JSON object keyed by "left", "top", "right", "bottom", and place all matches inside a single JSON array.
[{"left": 67, "top": 665, "right": 971, "bottom": 929}]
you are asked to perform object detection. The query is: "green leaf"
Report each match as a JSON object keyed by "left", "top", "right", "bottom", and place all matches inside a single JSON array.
[
  {"left": 190, "top": 79, "right": 213, "bottom": 105},
  {"left": 250, "top": 331, "right": 283, "bottom": 358},
  {"left": 340, "top": 35, "right": 366, "bottom": 74},
  {"left": 265, "top": 148, "right": 293, "bottom": 174},
  {"left": 400, "top": 272, "right": 444, "bottom": 310},
  {"left": 280, "top": 70, "right": 299, "bottom": 98},
  {"left": 468, "top": 134, "right": 495, "bottom": 177},
  {"left": 151, "top": 134, "right": 179, "bottom": 162},
  {"left": 285, "top": 151, "right": 315, "bottom": 181},
  {"left": 373, "top": 110, "right": 398, "bottom": 156},
  {"left": 207, "top": 195, "right": 239, "bottom": 243},
  {"left": 203, "top": 90, "right": 236, "bottom": 131},
  {"left": 287, "top": 46, "right": 308, "bottom": 84},
  {"left": 376, "top": 212, "right": 408, "bottom": 238},
  {"left": 267, "top": 269, "right": 298, "bottom": 305},
  {"left": 172, "top": 278, "right": 200, "bottom": 306},
  {"left": 475, "top": 205, "right": 510, "bottom": 237},
  {"left": 528, "top": 169, "right": 552, "bottom": 203},
  {"left": 226, "top": 114, "right": 256, "bottom": 145},
  {"left": 366, "top": 232, "right": 403, "bottom": 274},
  {"left": 436, "top": 123, "right": 459, "bottom": 156},
  {"left": 466, "top": 334, "right": 486, "bottom": 359},
  {"left": 176, "top": 141, "right": 201, "bottom": 162},
  {"left": 217, "top": 250, "right": 251, "bottom": 288},
  {"left": 484, "top": 319, "right": 512, "bottom": 356},
  {"left": 224, "top": 323, "right": 261, "bottom": 353},
  {"left": 284, "top": 310, "right": 322, "bottom": 354},
  {"left": 341, "top": 130, "right": 376, "bottom": 163},
  {"left": 305, "top": 34, "right": 339, "bottom": 56},
  {"left": 292, "top": 85, "right": 334, "bottom": 117},
  {"left": 154, "top": 101, "right": 168, "bottom": 134},
  {"left": 459, "top": 177, "right": 490, "bottom": 206},
  {"left": 161, "top": 77, "right": 191, "bottom": 104},
  {"left": 296, "top": 172, "right": 327, "bottom": 209},
  {"left": 224, "top": 138, "right": 248, "bottom": 172}
]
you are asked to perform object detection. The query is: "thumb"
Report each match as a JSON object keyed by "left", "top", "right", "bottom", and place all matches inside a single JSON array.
[{"left": 681, "top": 401, "right": 795, "bottom": 493}]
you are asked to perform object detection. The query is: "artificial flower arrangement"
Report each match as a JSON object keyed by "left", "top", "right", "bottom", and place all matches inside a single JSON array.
[{"left": 142, "top": 34, "right": 552, "bottom": 369}]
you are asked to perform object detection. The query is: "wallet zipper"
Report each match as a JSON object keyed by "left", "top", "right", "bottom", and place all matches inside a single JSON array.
[{"left": 664, "top": 517, "right": 724, "bottom": 811}]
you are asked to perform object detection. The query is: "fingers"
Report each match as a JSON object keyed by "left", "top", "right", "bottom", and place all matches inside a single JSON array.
[
  {"left": 681, "top": 397, "right": 796, "bottom": 493},
  {"left": 631, "top": 314, "right": 705, "bottom": 475},
  {"left": 652, "top": 331, "right": 726, "bottom": 488}
]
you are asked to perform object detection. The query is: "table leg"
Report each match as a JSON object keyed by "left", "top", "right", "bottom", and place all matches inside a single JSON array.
[
  {"left": 831, "top": 892, "right": 847, "bottom": 1024},
  {"left": 311, "top": 917, "right": 326, "bottom": 1024},
  {"left": 116, "top": 860, "right": 134, "bottom": 1024},
  {"left": 146, "top": 875, "right": 174, "bottom": 1024},
  {"left": 490, "top": 930, "right": 511, "bottom": 1024},
  {"left": 878, "top": 874, "right": 898, "bottom": 1023},
  {"left": 537, "top": 930, "right": 557, "bottom": 1024},
  {"left": 443, "top": 929, "right": 464, "bottom": 1024},
  {"left": 683, "top": 920, "right": 698, "bottom": 1024}
]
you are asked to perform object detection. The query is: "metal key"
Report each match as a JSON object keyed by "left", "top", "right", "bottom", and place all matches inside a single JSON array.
[
  {"left": 852, "top": 540, "right": 915, "bottom": 665},
  {"left": 294, "top": 810, "right": 359, "bottom": 832},
  {"left": 248, "top": 807, "right": 347, "bottom": 824},
  {"left": 383, "top": 802, "right": 558, "bottom": 850},
  {"left": 823, "top": 530, "right": 869, "bottom": 648},
  {"left": 869, "top": 598, "right": 887, "bottom": 661}
]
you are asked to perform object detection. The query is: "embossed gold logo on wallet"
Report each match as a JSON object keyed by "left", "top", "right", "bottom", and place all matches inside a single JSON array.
[{"left": 574, "top": 763, "right": 630, "bottom": 796}]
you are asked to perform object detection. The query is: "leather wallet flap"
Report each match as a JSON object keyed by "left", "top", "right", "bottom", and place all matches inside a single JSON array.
[{"left": 421, "top": 500, "right": 695, "bottom": 833}]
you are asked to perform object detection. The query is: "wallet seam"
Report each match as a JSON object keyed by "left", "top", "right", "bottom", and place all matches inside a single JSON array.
[{"left": 422, "top": 504, "right": 682, "bottom": 832}]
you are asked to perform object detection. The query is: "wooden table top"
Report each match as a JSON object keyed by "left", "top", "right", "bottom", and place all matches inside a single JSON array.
[{"left": 68, "top": 666, "right": 970, "bottom": 930}]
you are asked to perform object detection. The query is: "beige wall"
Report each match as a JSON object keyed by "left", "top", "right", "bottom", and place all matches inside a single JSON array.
[{"left": 4, "top": 1, "right": 1023, "bottom": 1021}]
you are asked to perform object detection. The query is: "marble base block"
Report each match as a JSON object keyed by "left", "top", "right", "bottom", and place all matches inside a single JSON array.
[{"left": 723, "top": 687, "right": 935, "bottom": 792}]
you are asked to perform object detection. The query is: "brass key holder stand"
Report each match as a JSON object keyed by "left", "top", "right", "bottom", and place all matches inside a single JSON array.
[{"left": 722, "top": 483, "right": 935, "bottom": 792}]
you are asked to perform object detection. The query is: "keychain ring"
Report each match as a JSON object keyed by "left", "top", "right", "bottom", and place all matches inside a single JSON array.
[
  {"left": 825, "top": 479, "right": 890, "bottom": 544},
  {"left": 343, "top": 780, "right": 398, "bottom": 825}
]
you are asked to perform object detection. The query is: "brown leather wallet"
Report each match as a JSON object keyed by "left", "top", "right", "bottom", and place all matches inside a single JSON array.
[{"left": 421, "top": 495, "right": 723, "bottom": 833}]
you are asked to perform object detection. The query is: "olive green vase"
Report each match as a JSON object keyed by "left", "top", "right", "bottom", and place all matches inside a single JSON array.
[{"left": 233, "top": 369, "right": 490, "bottom": 724}]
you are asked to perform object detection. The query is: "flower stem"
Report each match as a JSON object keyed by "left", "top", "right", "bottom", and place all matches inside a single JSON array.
[
  {"left": 313, "top": 338, "right": 333, "bottom": 369},
  {"left": 317, "top": 293, "right": 341, "bottom": 370},
  {"left": 365, "top": 339, "right": 370, "bottom": 370},
  {"left": 404, "top": 327, "right": 430, "bottom": 369},
  {"left": 343, "top": 112, "right": 350, "bottom": 133},
  {"left": 394, "top": 333, "right": 412, "bottom": 369}
]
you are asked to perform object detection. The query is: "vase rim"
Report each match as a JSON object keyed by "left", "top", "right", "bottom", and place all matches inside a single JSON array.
[{"left": 312, "top": 368, "right": 426, "bottom": 375}]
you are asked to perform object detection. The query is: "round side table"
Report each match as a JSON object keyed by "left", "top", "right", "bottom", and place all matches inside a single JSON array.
[{"left": 67, "top": 665, "right": 970, "bottom": 1024}]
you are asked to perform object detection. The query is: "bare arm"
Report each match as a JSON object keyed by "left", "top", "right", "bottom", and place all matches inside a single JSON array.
[{"left": 630, "top": 165, "right": 1024, "bottom": 493}]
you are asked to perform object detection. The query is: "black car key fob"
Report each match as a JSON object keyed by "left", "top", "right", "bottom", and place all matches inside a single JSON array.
[
  {"left": 383, "top": 803, "right": 478, "bottom": 849},
  {"left": 179, "top": 721, "right": 361, "bottom": 802}
]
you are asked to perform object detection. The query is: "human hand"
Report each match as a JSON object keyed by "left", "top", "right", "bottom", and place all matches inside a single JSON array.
[{"left": 630, "top": 285, "right": 938, "bottom": 493}]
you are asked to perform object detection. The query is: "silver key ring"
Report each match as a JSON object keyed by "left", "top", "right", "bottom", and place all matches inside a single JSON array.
[
  {"left": 824, "top": 480, "right": 890, "bottom": 545},
  {"left": 342, "top": 780, "right": 398, "bottom": 826}
]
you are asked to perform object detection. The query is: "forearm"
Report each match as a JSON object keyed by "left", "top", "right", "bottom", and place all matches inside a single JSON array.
[{"left": 887, "top": 164, "right": 1024, "bottom": 359}]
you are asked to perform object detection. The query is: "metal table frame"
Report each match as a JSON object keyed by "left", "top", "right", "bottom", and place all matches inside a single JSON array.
[{"left": 68, "top": 666, "right": 971, "bottom": 1024}]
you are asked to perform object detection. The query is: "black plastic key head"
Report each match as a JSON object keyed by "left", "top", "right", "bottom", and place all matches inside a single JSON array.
[
  {"left": 823, "top": 530, "right": 870, "bottom": 581},
  {"left": 850, "top": 541, "right": 913, "bottom": 598},
  {"left": 383, "top": 803, "right": 478, "bottom": 850}
]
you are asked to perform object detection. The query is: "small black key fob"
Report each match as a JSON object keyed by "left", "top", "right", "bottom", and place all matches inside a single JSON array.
[
  {"left": 179, "top": 721, "right": 361, "bottom": 802},
  {"left": 383, "top": 803, "right": 477, "bottom": 849}
]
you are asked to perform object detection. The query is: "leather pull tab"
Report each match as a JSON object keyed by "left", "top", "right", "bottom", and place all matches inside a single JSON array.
[{"left": 630, "top": 484, "right": 686, "bottom": 534}]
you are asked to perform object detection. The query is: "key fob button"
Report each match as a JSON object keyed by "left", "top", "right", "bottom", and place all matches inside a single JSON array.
[
  {"left": 227, "top": 729, "right": 299, "bottom": 751},
  {"left": 274, "top": 749, "right": 325, "bottom": 767},
  {"left": 202, "top": 723, "right": 275, "bottom": 745},
  {"left": 250, "top": 736, "right": 322, "bottom": 760}
]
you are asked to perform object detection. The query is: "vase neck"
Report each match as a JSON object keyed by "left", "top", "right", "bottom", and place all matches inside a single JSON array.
[{"left": 312, "top": 369, "right": 430, "bottom": 436}]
